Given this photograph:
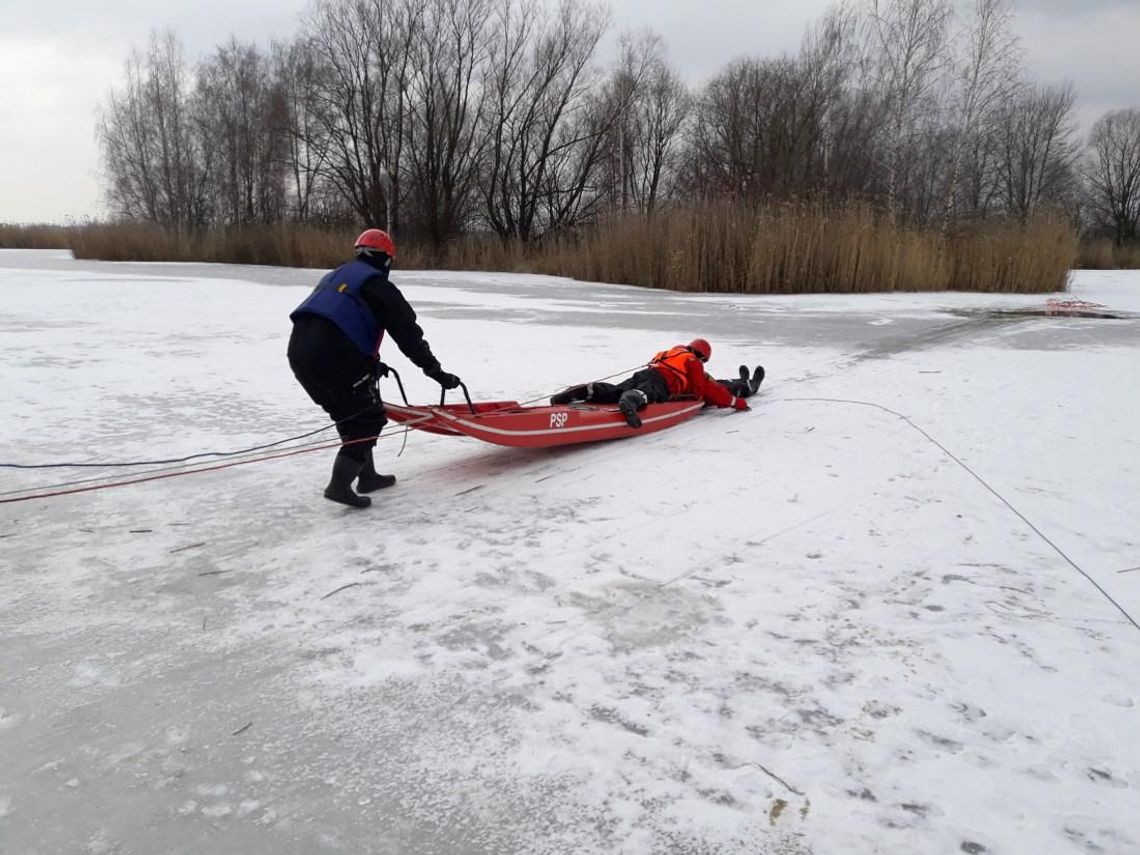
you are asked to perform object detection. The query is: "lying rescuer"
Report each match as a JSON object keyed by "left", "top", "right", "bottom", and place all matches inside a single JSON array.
[
  {"left": 549, "top": 338, "right": 763, "bottom": 428},
  {"left": 288, "top": 228, "right": 461, "bottom": 508}
]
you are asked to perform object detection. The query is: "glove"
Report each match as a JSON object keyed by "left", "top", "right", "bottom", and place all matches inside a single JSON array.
[
  {"left": 428, "top": 368, "right": 461, "bottom": 390},
  {"left": 372, "top": 361, "right": 391, "bottom": 379},
  {"left": 732, "top": 396, "right": 750, "bottom": 412}
]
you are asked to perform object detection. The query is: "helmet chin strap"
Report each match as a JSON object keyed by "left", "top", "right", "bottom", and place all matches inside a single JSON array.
[{"left": 356, "top": 249, "right": 392, "bottom": 273}]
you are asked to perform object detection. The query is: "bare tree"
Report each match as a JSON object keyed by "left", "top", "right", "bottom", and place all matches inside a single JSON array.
[
  {"left": 480, "top": 0, "right": 611, "bottom": 241},
  {"left": 800, "top": 5, "right": 868, "bottom": 195},
  {"left": 600, "top": 33, "right": 647, "bottom": 213},
  {"left": 404, "top": 0, "right": 493, "bottom": 248},
  {"left": 685, "top": 6, "right": 884, "bottom": 207},
  {"left": 818, "top": 85, "right": 887, "bottom": 200},
  {"left": 98, "top": 31, "right": 211, "bottom": 229},
  {"left": 762, "top": 58, "right": 829, "bottom": 196},
  {"left": 687, "top": 58, "right": 776, "bottom": 200},
  {"left": 955, "top": 121, "right": 1004, "bottom": 218},
  {"left": 687, "top": 55, "right": 845, "bottom": 202},
  {"left": 905, "top": 119, "right": 954, "bottom": 223},
  {"left": 594, "top": 31, "right": 673, "bottom": 213},
  {"left": 271, "top": 39, "right": 337, "bottom": 223},
  {"left": 995, "top": 82, "right": 1080, "bottom": 220},
  {"left": 865, "top": 0, "right": 952, "bottom": 222},
  {"left": 1085, "top": 109, "right": 1140, "bottom": 245},
  {"left": 304, "top": 0, "right": 422, "bottom": 231},
  {"left": 196, "top": 39, "right": 288, "bottom": 226},
  {"left": 941, "top": 0, "right": 1020, "bottom": 230},
  {"left": 627, "top": 45, "right": 689, "bottom": 212},
  {"left": 100, "top": 50, "right": 163, "bottom": 223}
]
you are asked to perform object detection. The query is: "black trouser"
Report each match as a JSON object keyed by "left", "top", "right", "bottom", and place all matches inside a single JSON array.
[
  {"left": 586, "top": 368, "right": 670, "bottom": 404},
  {"left": 718, "top": 377, "right": 749, "bottom": 398},
  {"left": 287, "top": 315, "right": 387, "bottom": 463}
]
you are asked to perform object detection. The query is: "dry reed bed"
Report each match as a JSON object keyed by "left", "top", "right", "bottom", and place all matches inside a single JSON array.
[
  {"left": 3, "top": 204, "right": 1081, "bottom": 293},
  {"left": 536, "top": 204, "right": 1077, "bottom": 294},
  {"left": 1079, "top": 238, "right": 1140, "bottom": 270}
]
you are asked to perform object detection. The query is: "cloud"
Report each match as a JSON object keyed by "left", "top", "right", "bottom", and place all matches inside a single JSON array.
[
  {"left": 1018, "top": 3, "right": 1140, "bottom": 132},
  {"left": 0, "top": 36, "right": 118, "bottom": 222},
  {"left": 0, "top": 1, "right": 309, "bottom": 223},
  {"left": 3, "top": 0, "right": 1140, "bottom": 223},
  {"left": 1017, "top": 0, "right": 1136, "bottom": 15},
  {"left": 605, "top": 0, "right": 833, "bottom": 82},
  {"left": 0, "top": 0, "right": 307, "bottom": 52}
]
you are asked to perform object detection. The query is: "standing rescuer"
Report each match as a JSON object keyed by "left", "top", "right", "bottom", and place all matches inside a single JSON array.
[{"left": 288, "top": 228, "right": 461, "bottom": 508}]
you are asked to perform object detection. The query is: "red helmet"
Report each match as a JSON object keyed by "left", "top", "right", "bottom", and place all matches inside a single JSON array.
[
  {"left": 354, "top": 228, "right": 396, "bottom": 259},
  {"left": 688, "top": 337, "right": 712, "bottom": 362}
]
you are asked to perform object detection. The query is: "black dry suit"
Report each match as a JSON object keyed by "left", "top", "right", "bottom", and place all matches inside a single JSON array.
[{"left": 288, "top": 255, "right": 443, "bottom": 463}]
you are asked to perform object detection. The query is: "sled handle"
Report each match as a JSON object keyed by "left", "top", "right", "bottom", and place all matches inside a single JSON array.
[
  {"left": 389, "top": 367, "right": 410, "bottom": 405},
  {"left": 440, "top": 381, "right": 477, "bottom": 414},
  {"left": 384, "top": 367, "right": 474, "bottom": 413}
]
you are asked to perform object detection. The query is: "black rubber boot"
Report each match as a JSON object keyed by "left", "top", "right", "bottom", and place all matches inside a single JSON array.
[
  {"left": 730, "top": 365, "right": 754, "bottom": 398},
  {"left": 357, "top": 450, "right": 396, "bottom": 493},
  {"left": 324, "top": 452, "right": 371, "bottom": 508},
  {"left": 721, "top": 366, "right": 765, "bottom": 398},
  {"left": 618, "top": 389, "right": 646, "bottom": 428},
  {"left": 749, "top": 365, "right": 765, "bottom": 394},
  {"left": 550, "top": 384, "right": 589, "bottom": 406}
]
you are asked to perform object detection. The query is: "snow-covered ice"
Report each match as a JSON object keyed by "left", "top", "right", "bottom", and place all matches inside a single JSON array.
[{"left": 1, "top": 249, "right": 1138, "bottom": 854}]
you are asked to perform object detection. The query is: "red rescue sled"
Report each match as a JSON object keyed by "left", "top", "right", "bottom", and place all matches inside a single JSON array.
[{"left": 386, "top": 398, "right": 706, "bottom": 449}]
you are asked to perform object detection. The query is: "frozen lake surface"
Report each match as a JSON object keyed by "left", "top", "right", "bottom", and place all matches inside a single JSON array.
[{"left": 2, "top": 250, "right": 1138, "bottom": 854}]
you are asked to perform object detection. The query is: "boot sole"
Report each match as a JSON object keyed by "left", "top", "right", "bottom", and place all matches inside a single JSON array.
[
  {"left": 324, "top": 489, "right": 372, "bottom": 508},
  {"left": 357, "top": 475, "right": 397, "bottom": 493}
]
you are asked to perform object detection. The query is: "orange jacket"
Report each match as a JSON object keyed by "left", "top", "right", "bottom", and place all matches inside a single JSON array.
[{"left": 649, "top": 346, "right": 742, "bottom": 409}]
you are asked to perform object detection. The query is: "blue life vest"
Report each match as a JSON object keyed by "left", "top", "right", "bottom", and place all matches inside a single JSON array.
[{"left": 290, "top": 260, "right": 383, "bottom": 356}]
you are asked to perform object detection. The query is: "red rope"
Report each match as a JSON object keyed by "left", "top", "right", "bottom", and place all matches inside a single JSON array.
[
  {"left": 1, "top": 414, "right": 439, "bottom": 506},
  {"left": 0, "top": 439, "right": 347, "bottom": 505},
  {"left": 2, "top": 378, "right": 637, "bottom": 505}
]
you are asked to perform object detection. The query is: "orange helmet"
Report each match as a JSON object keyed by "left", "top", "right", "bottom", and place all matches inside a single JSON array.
[
  {"left": 688, "top": 337, "right": 711, "bottom": 362},
  {"left": 354, "top": 228, "right": 396, "bottom": 259}
]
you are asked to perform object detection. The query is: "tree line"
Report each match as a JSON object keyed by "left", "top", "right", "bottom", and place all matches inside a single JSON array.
[{"left": 97, "top": 0, "right": 1140, "bottom": 251}]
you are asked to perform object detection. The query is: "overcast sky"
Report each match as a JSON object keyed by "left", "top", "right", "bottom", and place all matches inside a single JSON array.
[{"left": 1, "top": 0, "right": 1138, "bottom": 224}]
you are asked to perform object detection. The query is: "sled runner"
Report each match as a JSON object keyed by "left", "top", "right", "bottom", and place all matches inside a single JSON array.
[{"left": 385, "top": 397, "right": 706, "bottom": 449}]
